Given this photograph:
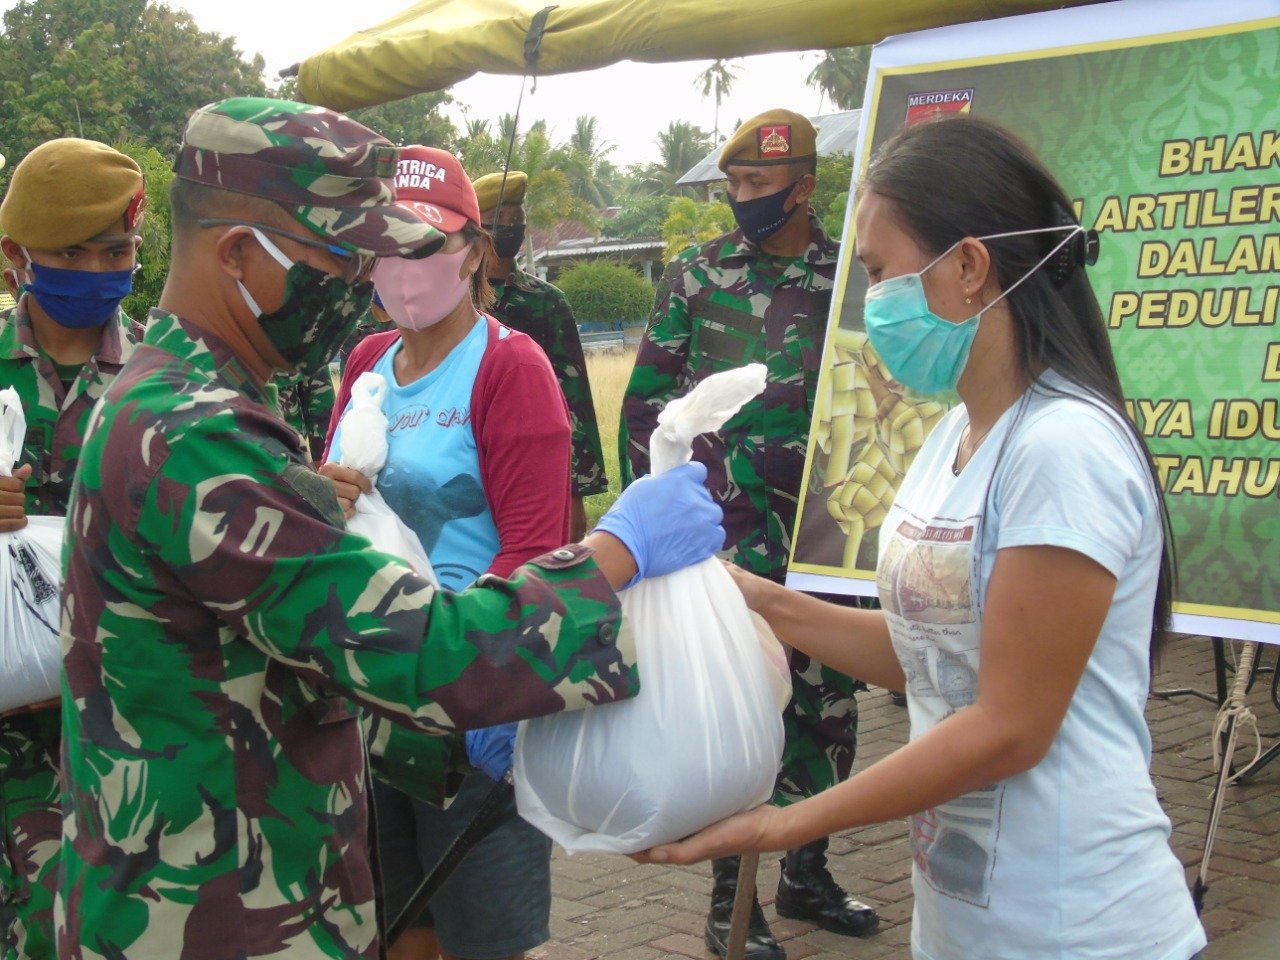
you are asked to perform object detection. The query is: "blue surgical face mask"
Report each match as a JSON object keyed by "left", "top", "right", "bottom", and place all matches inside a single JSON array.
[
  {"left": 729, "top": 179, "right": 803, "bottom": 244},
  {"left": 862, "top": 225, "right": 1084, "bottom": 395},
  {"left": 21, "top": 248, "right": 136, "bottom": 329}
]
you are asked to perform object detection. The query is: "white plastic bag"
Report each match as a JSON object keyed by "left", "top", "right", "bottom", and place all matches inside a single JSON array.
[
  {"left": 514, "top": 364, "right": 791, "bottom": 854},
  {"left": 0, "top": 387, "right": 66, "bottom": 712},
  {"left": 333, "top": 372, "right": 439, "bottom": 587}
]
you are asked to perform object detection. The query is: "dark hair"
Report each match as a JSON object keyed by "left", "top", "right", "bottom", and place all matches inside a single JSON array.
[
  {"left": 792, "top": 156, "right": 818, "bottom": 178},
  {"left": 169, "top": 178, "right": 294, "bottom": 246},
  {"left": 462, "top": 221, "right": 496, "bottom": 311},
  {"left": 862, "top": 116, "right": 1175, "bottom": 665}
]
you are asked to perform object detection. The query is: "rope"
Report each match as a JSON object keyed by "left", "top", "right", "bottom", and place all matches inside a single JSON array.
[{"left": 1210, "top": 641, "right": 1262, "bottom": 788}]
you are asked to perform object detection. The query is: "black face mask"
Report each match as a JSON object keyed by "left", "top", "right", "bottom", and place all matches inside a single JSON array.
[
  {"left": 729, "top": 179, "right": 803, "bottom": 244},
  {"left": 491, "top": 223, "right": 526, "bottom": 260}
]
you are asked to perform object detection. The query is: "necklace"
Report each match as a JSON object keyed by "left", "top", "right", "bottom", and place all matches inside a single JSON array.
[{"left": 951, "top": 423, "right": 994, "bottom": 476}]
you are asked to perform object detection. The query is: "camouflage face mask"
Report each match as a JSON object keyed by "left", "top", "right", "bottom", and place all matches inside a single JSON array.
[{"left": 238, "top": 227, "right": 373, "bottom": 377}]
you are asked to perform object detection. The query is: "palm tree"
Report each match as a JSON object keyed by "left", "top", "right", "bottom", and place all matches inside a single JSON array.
[
  {"left": 694, "top": 59, "right": 741, "bottom": 143},
  {"left": 807, "top": 47, "right": 871, "bottom": 112},
  {"left": 637, "top": 121, "right": 714, "bottom": 197},
  {"left": 457, "top": 113, "right": 601, "bottom": 262},
  {"left": 563, "top": 114, "right": 620, "bottom": 208},
  {"left": 455, "top": 116, "right": 504, "bottom": 176}
]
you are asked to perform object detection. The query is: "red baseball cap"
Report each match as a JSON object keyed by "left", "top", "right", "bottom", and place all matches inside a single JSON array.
[{"left": 391, "top": 145, "right": 481, "bottom": 234}]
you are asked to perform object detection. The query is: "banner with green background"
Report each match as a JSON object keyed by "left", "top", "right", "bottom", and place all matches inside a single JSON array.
[{"left": 787, "top": 0, "right": 1279, "bottom": 643}]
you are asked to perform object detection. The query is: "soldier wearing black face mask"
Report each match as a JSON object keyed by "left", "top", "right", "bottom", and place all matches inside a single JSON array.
[
  {"left": 473, "top": 170, "right": 607, "bottom": 540},
  {"left": 620, "top": 109, "right": 879, "bottom": 960}
]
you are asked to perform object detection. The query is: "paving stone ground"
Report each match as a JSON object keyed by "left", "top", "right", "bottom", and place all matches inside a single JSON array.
[{"left": 528, "top": 635, "right": 1280, "bottom": 959}]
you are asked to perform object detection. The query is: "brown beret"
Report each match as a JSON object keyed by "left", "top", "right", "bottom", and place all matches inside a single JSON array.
[
  {"left": 0, "top": 139, "right": 145, "bottom": 250},
  {"left": 719, "top": 109, "right": 818, "bottom": 172},
  {"left": 472, "top": 171, "right": 528, "bottom": 214}
]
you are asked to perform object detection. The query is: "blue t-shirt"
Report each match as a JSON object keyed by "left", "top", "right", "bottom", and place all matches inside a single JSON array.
[
  {"left": 334, "top": 318, "right": 498, "bottom": 591},
  {"left": 878, "top": 370, "right": 1206, "bottom": 960}
]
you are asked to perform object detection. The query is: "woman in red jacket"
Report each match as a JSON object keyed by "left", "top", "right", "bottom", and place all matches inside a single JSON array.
[{"left": 322, "top": 146, "right": 570, "bottom": 960}]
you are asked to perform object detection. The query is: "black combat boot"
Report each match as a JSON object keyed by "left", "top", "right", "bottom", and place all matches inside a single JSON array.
[
  {"left": 775, "top": 838, "right": 879, "bottom": 936},
  {"left": 704, "top": 856, "right": 786, "bottom": 960}
]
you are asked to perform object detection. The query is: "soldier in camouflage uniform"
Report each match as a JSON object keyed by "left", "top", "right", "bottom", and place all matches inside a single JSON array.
[
  {"left": 56, "top": 97, "right": 721, "bottom": 960},
  {"left": 0, "top": 138, "right": 147, "bottom": 960},
  {"left": 620, "top": 110, "right": 877, "bottom": 959},
  {"left": 473, "top": 171, "right": 607, "bottom": 540}
]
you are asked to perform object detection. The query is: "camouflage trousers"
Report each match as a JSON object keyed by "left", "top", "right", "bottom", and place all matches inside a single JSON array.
[
  {"left": 0, "top": 709, "right": 60, "bottom": 960},
  {"left": 773, "top": 652, "right": 860, "bottom": 806}
]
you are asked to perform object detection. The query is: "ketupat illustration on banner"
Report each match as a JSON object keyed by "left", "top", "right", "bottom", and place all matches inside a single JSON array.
[{"left": 787, "top": 0, "right": 1279, "bottom": 644}]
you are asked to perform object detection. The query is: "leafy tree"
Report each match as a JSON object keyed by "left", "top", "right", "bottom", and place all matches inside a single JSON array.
[
  {"left": 555, "top": 261, "right": 654, "bottom": 328},
  {"left": 348, "top": 91, "right": 458, "bottom": 148},
  {"left": 115, "top": 139, "right": 173, "bottom": 318},
  {"left": 603, "top": 194, "right": 673, "bottom": 239},
  {"left": 456, "top": 116, "right": 598, "bottom": 258},
  {"left": 817, "top": 189, "right": 848, "bottom": 240},
  {"left": 0, "top": 0, "right": 267, "bottom": 174},
  {"left": 693, "top": 59, "right": 740, "bottom": 144},
  {"left": 813, "top": 151, "right": 854, "bottom": 238},
  {"left": 661, "top": 196, "right": 735, "bottom": 260},
  {"left": 807, "top": 47, "right": 871, "bottom": 111}
]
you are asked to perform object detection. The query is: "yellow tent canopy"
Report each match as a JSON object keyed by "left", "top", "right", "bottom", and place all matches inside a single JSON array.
[{"left": 297, "top": 0, "right": 1101, "bottom": 111}]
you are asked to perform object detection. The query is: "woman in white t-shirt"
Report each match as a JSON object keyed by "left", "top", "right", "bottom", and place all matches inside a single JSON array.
[{"left": 638, "top": 117, "right": 1206, "bottom": 960}]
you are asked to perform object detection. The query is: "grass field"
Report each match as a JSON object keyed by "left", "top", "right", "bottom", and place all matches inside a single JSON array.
[{"left": 582, "top": 345, "right": 639, "bottom": 528}]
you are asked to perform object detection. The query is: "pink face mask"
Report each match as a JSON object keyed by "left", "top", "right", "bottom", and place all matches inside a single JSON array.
[{"left": 372, "top": 244, "right": 474, "bottom": 331}]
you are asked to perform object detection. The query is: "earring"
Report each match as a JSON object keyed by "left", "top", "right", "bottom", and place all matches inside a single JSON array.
[{"left": 965, "top": 294, "right": 972, "bottom": 305}]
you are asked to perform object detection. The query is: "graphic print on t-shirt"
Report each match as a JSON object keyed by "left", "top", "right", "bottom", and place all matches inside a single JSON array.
[
  {"left": 334, "top": 320, "right": 500, "bottom": 592},
  {"left": 879, "top": 510, "right": 1004, "bottom": 908}
]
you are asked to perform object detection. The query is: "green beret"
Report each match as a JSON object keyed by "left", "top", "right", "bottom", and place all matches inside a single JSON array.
[
  {"left": 719, "top": 109, "right": 817, "bottom": 172},
  {"left": 174, "top": 97, "right": 443, "bottom": 259},
  {"left": 473, "top": 171, "right": 528, "bottom": 214},
  {"left": 0, "top": 139, "right": 144, "bottom": 250}
]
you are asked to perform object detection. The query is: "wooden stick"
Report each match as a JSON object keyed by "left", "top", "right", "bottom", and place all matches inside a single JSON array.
[{"left": 725, "top": 851, "right": 760, "bottom": 960}]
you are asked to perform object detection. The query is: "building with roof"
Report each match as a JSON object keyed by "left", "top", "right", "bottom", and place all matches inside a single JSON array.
[{"left": 528, "top": 208, "right": 665, "bottom": 285}]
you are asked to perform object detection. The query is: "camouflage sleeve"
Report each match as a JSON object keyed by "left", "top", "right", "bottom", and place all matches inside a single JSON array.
[
  {"left": 299, "top": 368, "right": 337, "bottom": 463},
  {"left": 274, "top": 371, "right": 337, "bottom": 463},
  {"left": 133, "top": 423, "right": 637, "bottom": 740},
  {"left": 542, "top": 288, "right": 608, "bottom": 497},
  {"left": 618, "top": 259, "right": 691, "bottom": 488},
  {"left": 364, "top": 714, "right": 457, "bottom": 804}
]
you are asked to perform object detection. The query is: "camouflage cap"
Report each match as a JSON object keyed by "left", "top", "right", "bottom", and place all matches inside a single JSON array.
[
  {"left": 473, "top": 170, "right": 528, "bottom": 214},
  {"left": 0, "top": 138, "right": 145, "bottom": 249},
  {"left": 174, "top": 97, "right": 444, "bottom": 259},
  {"left": 719, "top": 109, "right": 817, "bottom": 172}
]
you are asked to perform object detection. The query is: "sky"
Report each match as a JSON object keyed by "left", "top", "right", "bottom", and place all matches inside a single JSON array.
[{"left": 1, "top": 0, "right": 832, "bottom": 167}]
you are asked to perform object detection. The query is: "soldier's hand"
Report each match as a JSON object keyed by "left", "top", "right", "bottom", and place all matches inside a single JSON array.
[
  {"left": 594, "top": 462, "right": 723, "bottom": 586},
  {"left": 0, "top": 464, "right": 33, "bottom": 533},
  {"left": 318, "top": 462, "right": 372, "bottom": 519}
]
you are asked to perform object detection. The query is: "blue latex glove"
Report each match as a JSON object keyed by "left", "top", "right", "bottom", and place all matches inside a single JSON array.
[
  {"left": 595, "top": 461, "right": 724, "bottom": 587},
  {"left": 465, "top": 723, "right": 517, "bottom": 781}
]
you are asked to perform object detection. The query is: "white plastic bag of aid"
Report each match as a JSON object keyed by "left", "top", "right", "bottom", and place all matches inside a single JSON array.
[
  {"left": 514, "top": 363, "right": 790, "bottom": 854},
  {"left": 0, "top": 387, "right": 66, "bottom": 712},
  {"left": 332, "top": 372, "right": 439, "bottom": 588}
]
